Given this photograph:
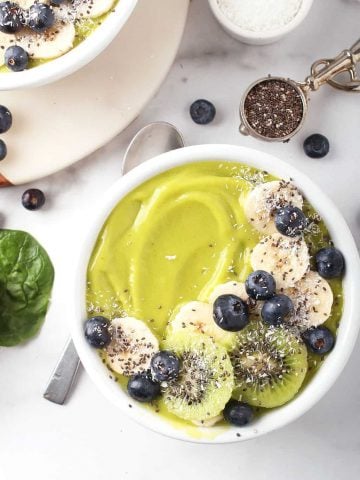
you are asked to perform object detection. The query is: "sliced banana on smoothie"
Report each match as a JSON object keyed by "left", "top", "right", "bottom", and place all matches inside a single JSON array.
[
  {"left": 168, "top": 301, "right": 236, "bottom": 349},
  {"left": 244, "top": 180, "right": 303, "bottom": 234},
  {"left": 284, "top": 271, "right": 333, "bottom": 329},
  {"left": 74, "top": 0, "right": 115, "bottom": 19},
  {"left": 251, "top": 233, "right": 310, "bottom": 289},
  {"left": 208, "top": 281, "right": 248, "bottom": 304},
  {"left": 105, "top": 317, "right": 159, "bottom": 376}
]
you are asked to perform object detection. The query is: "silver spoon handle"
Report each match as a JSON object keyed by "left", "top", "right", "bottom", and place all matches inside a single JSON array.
[{"left": 43, "top": 339, "right": 80, "bottom": 405}]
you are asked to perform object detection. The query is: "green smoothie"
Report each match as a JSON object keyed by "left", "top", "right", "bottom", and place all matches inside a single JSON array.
[{"left": 86, "top": 161, "right": 343, "bottom": 434}]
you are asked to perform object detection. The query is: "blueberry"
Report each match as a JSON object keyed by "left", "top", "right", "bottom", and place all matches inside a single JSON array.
[
  {"left": 223, "top": 400, "right": 253, "bottom": 427},
  {"left": 151, "top": 350, "right": 180, "bottom": 382},
  {"left": 275, "top": 205, "right": 307, "bottom": 237},
  {"left": 5, "top": 45, "right": 28, "bottom": 72},
  {"left": 261, "top": 294, "right": 293, "bottom": 326},
  {"left": 190, "top": 99, "right": 216, "bottom": 125},
  {"left": 127, "top": 373, "right": 160, "bottom": 402},
  {"left": 302, "top": 326, "right": 335, "bottom": 355},
  {"left": 21, "top": 188, "right": 46, "bottom": 210},
  {"left": 84, "top": 316, "right": 111, "bottom": 348},
  {"left": 315, "top": 247, "right": 344, "bottom": 279},
  {"left": 28, "top": 3, "right": 55, "bottom": 32},
  {"left": 213, "top": 294, "right": 249, "bottom": 332},
  {"left": 0, "top": 2, "right": 24, "bottom": 33},
  {"left": 245, "top": 270, "right": 276, "bottom": 300},
  {"left": 303, "top": 134, "right": 330, "bottom": 159},
  {"left": 50, "top": 0, "right": 66, "bottom": 4},
  {"left": 0, "top": 139, "right": 7, "bottom": 160},
  {"left": 0, "top": 105, "right": 12, "bottom": 134}
]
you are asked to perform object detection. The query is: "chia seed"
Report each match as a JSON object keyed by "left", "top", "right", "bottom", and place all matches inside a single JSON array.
[{"left": 244, "top": 79, "right": 304, "bottom": 139}]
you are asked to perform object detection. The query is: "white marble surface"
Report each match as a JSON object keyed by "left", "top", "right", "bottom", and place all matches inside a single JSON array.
[{"left": 1, "top": 0, "right": 360, "bottom": 478}]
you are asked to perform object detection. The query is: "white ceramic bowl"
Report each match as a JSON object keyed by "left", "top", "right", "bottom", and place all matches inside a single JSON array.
[
  {"left": 208, "top": 0, "right": 313, "bottom": 45},
  {"left": 0, "top": 0, "right": 137, "bottom": 91},
  {"left": 71, "top": 144, "right": 360, "bottom": 444}
]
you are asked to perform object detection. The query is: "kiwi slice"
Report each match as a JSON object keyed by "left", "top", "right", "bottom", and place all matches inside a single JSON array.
[
  {"left": 162, "top": 331, "right": 234, "bottom": 422},
  {"left": 231, "top": 323, "right": 307, "bottom": 408}
]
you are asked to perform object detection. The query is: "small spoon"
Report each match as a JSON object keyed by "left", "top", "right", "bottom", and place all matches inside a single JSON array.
[{"left": 43, "top": 122, "right": 184, "bottom": 405}]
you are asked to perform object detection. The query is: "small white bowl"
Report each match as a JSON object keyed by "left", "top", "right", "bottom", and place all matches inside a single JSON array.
[
  {"left": 208, "top": 0, "right": 314, "bottom": 45},
  {"left": 0, "top": 0, "right": 137, "bottom": 91},
  {"left": 70, "top": 144, "right": 360, "bottom": 444}
]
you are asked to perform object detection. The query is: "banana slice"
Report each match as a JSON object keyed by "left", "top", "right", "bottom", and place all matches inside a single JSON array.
[
  {"left": 209, "top": 281, "right": 248, "bottom": 304},
  {"left": 244, "top": 181, "right": 303, "bottom": 234},
  {"left": 192, "top": 415, "right": 223, "bottom": 427},
  {"left": 17, "top": 22, "right": 75, "bottom": 59},
  {"left": 169, "top": 301, "right": 236, "bottom": 350},
  {"left": 251, "top": 233, "right": 310, "bottom": 289},
  {"left": 284, "top": 271, "right": 333, "bottom": 329},
  {"left": 74, "top": 0, "right": 115, "bottom": 19},
  {"left": 105, "top": 317, "right": 159, "bottom": 376}
]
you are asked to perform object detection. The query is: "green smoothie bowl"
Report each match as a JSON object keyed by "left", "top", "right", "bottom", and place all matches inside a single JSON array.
[
  {"left": 0, "top": 0, "right": 137, "bottom": 90},
  {"left": 70, "top": 145, "right": 360, "bottom": 443}
]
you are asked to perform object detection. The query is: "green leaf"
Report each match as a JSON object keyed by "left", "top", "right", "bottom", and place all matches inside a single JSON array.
[{"left": 0, "top": 229, "right": 54, "bottom": 346}]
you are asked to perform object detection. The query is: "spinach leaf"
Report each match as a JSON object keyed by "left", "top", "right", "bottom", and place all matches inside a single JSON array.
[{"left": 0, "top": 229, "right": 54, "bottom": 346}]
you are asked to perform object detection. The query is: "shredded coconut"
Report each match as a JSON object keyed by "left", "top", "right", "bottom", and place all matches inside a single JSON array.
[{"left": 216, "top": 0, "right": 303, "bottom": 33}]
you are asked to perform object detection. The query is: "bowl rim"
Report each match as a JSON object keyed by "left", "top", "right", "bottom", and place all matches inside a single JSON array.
[
  {"left": 70, "top": 144, "right": 360, "bottom": 444},
  {"left": 208, "top": 0, "right": 314, "bottom": 41},
  {"left": 0, "top": 0, "right": 138, "bottom": 91}
]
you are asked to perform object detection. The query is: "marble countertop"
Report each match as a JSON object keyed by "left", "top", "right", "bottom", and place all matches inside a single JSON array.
[{"left": 1, "top": 0, "right": 360, "bottom": 478}]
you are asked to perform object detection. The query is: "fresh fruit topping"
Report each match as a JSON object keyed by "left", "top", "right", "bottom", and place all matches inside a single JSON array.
[
  {"left": 231, "top": 323, "right": 307, "bottom": 408},
  {"left": 5, "top": 45, "right": 28, "bottom": 72},
  {"left": 261, "top": 294, "right": 293, "bottom": 326},
  {"left": 190, "top": 99, "right": 216, "bottom": 125},
  {"left": 284, "top": 271, "right": 333, "bottom": 329},
  {"left": 209, "top": 281, "right": 248, "bottom": 304},
  {"left": 302, "top": 326, "right": 335, "bottom": 355},
  {"left": 244, "top": 180, "right": 303, "bottom": 234},
  {"left": 245, "top": 270, "right": 276, "bottom": 300},
  {"left": 84, "top": 316, "right": 111, "bottom": 348},
  {"left": 303, "top": 134, "right": 330, "bottom": 159},
  {"left": 315, "top": 247, "right": 345, "bottom": 279},
  {"left": 223, "top": 400, "right": 253, "bottom": 427},
  {"left": 51, "top": 0, "right": 66, "bottom": 4},
  {"left": 213, "top": 294, "right": 249, "bottom": 332},
  {"left": 0, "top": 1, "right": 23, "bottom": 33},
  {"left": 28, "top": 3, "right": 55, "bottom": 32},
  {"left": 162, "top": 331, "right": 234, "bottom": 422},
  {"left": 0, "top": 139, "right": 7, "bottom": 160},
  {"left": 151, "top": 350, "right": 180, "bottom": 382},
  {"left": 104, "top": 317, "right": 159, "bottom": 376},
  {"left": 22, "top": 21, "right": 75, "bottom": 60},
  {"left": 251, "top": 233, "right": 310, "bottom": 289},
  {"left": 0, "top": 105, "right": 12, "bottom": 133},
  {"left": 275, "top": 205, "right": 307, "bottom": 237},
  {"left": 22, "top": 188, "right": 46, "bottom": 210},
  {"left": 127, "top": 373, "right": 160, "bottom": 403},
  {"left": 192, "top": 414, "right": 223, "bottom": 427},
  {"left": 169, "top": 301, "right": 236, "bottom": 350}
]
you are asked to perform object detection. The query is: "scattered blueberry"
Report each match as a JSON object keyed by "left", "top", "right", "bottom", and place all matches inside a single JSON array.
[
  {"left": 302, "top": 326, "right": 335, "bottom": 355},
  {"left": 151, "top": 350, "right": 180, "bottom": 382},
  {"left": 315, "top": 247, "right": 345, "bottom": 279},
  {"left": 21, "top": 188, "right": 46, "bottom": 210},
  {"left": 0, "top": 105, "right": 12, "bottom": 134},
  {"left": 50, "top": 0, "right": 66, "bottom": 4},
  {"left": 127, "top": 373, "right": 160, "bottom": 402},
  {"left": 223, "top": 400, "right": 253, "bottom": 427},
  {"left": 261, "top": 294, "right": 293, "bottom": 326},
  {"left": 28, "top": 3, "right": 55, "bottom": 32},
  {"left": 303, "top": 134, "right": 330, "bottom": 159},
  {"left": 275, "top": 205, "right": 307, "bottom": 237},
  {"left": 84, "top": 316, "right": 111, "bottom": 348},
  {"left": 5, "top": 45, "right": 28, "bottom": 72},
  {"left": 0, "top": 139, "right": 6, "bottom": 160},
  {"left": 213, "top": 294, "right": 249, "bottom": 332},
  {"left": 190, "top": 99, "right": 216, "bottom": 125},
  {"left": 245, "top": 270, "right": 276, "bottom": 300},
  {"left": 0, "top": 1, "right": 23, "bottom": 33}
]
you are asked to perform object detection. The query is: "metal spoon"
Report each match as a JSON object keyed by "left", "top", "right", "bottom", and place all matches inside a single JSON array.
[{"left": 43, "top": 122, "right": 184, "bottom": 405}]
